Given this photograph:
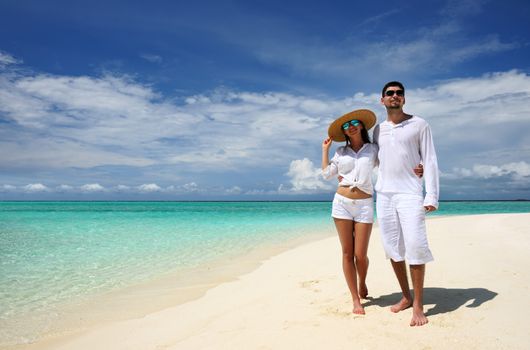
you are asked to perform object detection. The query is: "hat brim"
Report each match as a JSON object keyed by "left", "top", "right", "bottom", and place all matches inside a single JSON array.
[{"left": 327, "top": 109, "right": 377, "bottom": 142}]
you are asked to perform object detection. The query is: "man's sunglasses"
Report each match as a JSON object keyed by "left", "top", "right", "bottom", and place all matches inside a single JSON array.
[
  {"left": 342, "top": 120, "right": 361, "bottom": 130},
  {"left": 385, "top": 89, "right": 404, "bottom": 97}
]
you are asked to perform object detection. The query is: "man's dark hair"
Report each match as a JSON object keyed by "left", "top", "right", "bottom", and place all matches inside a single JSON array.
[{"left": 382, "top": 81, "right": 405, "bottom": 97}]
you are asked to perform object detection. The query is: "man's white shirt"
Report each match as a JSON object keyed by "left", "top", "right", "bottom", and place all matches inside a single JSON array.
[{"left": 373, "top": 115, "right": 439, "bottom": 208}]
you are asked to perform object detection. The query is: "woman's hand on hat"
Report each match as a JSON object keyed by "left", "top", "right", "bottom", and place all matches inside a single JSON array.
[{"left": 322, "top": 137, "right": 332, "bottom": 152}]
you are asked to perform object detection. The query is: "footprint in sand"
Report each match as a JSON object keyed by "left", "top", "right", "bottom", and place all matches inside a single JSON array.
[{"left": 300, "top": 280, "right": 321, "bottom": 293}]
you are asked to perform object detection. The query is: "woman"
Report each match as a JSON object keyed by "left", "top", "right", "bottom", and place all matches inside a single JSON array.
[
  {"left": 322, "top": 109, "right": 423, "bottom": 315},
  {"left": 322, "top": 109, "right": 378, "bottom": 315}
]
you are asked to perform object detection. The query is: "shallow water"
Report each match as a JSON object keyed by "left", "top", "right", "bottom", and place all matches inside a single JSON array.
[{"left": 1, "top": 200, "right": 529, "bottom": 345}]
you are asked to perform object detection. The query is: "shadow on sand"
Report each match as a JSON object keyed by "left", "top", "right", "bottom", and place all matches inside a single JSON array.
[{"left": 363, "top": 287, "right": 498, "bottom": 316}]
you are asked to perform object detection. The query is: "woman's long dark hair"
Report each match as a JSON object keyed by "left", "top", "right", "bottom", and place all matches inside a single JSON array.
[{"left": 344, "top": 121, "right": 371, "bottom": 146}]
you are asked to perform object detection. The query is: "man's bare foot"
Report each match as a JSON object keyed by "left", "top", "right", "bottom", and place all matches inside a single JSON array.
[
  {"left": 353, "top": 300, "right": 365, "bottom": 315},
  {"left": 410, "top": 307, "right": 428, "bottom": 326},
  {"left": 390, "top": 297, "right": 412, "bottom": 313},
  {"left": 359, "top": 283, "right": 368, "bottom": 299}
]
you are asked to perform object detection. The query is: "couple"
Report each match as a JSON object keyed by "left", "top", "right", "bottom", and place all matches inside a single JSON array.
[{"left": 321, "top": 81, "right": 439, "bottom": 327}]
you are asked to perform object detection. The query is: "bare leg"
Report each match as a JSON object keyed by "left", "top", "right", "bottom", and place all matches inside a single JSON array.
[
  {"left": 353, "top": 222, "right": 372, "bottom": 299},
  {"left": 334, "top": 218, "right": 364, "bottom": 314},
  {"left": 409, "top": 264, "right": 428, "bottom": 326},
  {"left": 390, "top": 259, "right": 413, "bottom": 313}
]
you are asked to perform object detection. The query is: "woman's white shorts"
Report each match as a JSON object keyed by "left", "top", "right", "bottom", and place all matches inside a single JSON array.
[
  {"left": 331, "top": 193, "right": 374, "bottom": 223},
  {"left": 376, "top": 192, "right": 434, "bottom": 265}
]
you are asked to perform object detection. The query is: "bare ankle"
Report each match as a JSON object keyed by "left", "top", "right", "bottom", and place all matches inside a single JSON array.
[
  {"left": 352, "top": 299, "right": 365, "bottom": 315},
  {"left": 359, "top": 283, "right": 368, "bottom": 299},
  {"left": 390, "top": 296, "right": 412, "bottom": 313}
]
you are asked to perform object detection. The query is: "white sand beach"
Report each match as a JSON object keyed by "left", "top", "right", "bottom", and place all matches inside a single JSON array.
[{"left": 11, "top": 213, "right": 530, "bottom": 350}]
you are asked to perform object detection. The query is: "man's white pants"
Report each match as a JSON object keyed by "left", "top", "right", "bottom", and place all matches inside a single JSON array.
[{"left": 376, "top": 192, "right": 434, "bottom": 265}]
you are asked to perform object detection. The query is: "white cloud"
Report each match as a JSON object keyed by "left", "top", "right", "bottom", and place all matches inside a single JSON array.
[
  {"left": 447, "top": 161, "right": 530, "bottom": 180},
  {"left": 56, "top": 184, "right": 74, "bottom": 192},
  {"left": 225, "top": 186, "right": 242, "bottom": 194},
  {"left": 0, "top": 51, "right": 21, "bottom": 66},
  {"left": 0, "top": 70, "right": 355, "bottom": 172},
  {"left": 182, "top": 182, "right": 199, "bottom": 192},
  {"left": 4, "top": 59, "right": 525, "bottom": 179},
  {"left": 379, "top": 70, "right": 530, "bottom": 164},
  {"left": 1, "top": 184, "right": 17, "bottom": 192},
  {"left": 0, "top": 138, "right": 155, "bottom": 169},
  {"left": 284, "top": 158, "right": 333, "bottom": 193},
  {"left": 444, "top": 35, "right": 519, "bottom": 63},
  {"left": 473, "top": 164, "right": 508, "bottom": 178},
  {"left": 80, "top": 183, "right": 106, "bottom": 192},
  {"left": 23, "top": 183, "right": 50, "bottom": 192},
  {"left": 412, "top": 70, "right": 530, "bottom": 122},
  {"left": 441, "top": 0, "right": 485, "bottom": 17},
  {"left": 238, "top": 6, "right": 519, "bottom": 82},
  {"left": 137, "top": 183, "right": 162, "bottom": 192},
  {"left": 140, "top": 54, "right": 162, "bottom": 63},
  {"left": 445, "top": 168, "right": 473, "bottom": 178},
  {"left": 1, "top": 48, "right": 529, "bottom": 199},
  {"left": 115, "top": 185, "right": 131, "bottom": 192},
  {"left": 502, "top": 162, "right": 530, "bottom": 179},
  {"left": 164, "top": 182, "right": 202, "bottom": 194},
  {"left": 244, "top": 188, "right": 278, "bottom": 196},
  {"left": 1, "top": 182, "right": 250, "bottom": 195}
]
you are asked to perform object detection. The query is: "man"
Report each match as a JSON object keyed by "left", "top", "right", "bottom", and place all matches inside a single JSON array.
[{"left": 373, "top": 81, "right": 439, "bottom": 326}]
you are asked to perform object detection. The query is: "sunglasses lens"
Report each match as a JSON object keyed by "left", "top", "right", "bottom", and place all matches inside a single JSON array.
[{"left": 342, "top": 120, "right": 361, "bottom": 130}]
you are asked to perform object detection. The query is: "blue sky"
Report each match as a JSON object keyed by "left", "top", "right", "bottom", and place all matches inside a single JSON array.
[{"left": 1, "top": 0, "right": 529, "bottom": 200}]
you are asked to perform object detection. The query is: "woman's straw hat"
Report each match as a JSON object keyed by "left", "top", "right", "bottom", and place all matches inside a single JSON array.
[{"left": 327, "top": 109, "right": 377, "bottom": 142}]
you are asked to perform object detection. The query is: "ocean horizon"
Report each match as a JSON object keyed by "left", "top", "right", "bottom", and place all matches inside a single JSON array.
[{"left": 1, "top": 200, "right": 529, "bottom": 345}]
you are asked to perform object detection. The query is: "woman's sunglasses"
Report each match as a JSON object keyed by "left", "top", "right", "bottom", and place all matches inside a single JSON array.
[{"left": 342, "top": 120, "right": 361, "bottom": 130}]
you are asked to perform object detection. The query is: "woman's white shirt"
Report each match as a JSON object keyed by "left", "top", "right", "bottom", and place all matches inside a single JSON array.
[{"left": 322, "top": 143, "right": 378, "bottom": 195}]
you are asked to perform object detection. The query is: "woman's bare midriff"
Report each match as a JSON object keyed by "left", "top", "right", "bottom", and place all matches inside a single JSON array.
[{"left": 336, "top": 186, "right": 372, "bottom": 200}]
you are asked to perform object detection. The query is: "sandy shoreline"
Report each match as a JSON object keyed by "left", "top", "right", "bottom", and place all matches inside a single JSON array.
[
  {"left": 3, "top": 227, "right": 333, "bottom": 350},
  {"left": 7, "top": 213, "right": 530, "bottom": 350}
]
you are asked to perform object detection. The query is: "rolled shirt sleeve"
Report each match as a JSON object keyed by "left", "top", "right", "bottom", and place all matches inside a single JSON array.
[{"left": 322, "top": 153, "right": 338, "bottom": 180}]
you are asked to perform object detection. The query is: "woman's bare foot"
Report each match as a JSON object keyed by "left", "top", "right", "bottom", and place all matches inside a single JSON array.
[
  {"left": 352, "top": 299, "right": 365, "bottom": 315},
  {"left": 390, "top": 297, "right": 412, "bottom": 313},
  {"left": 410, "top": 307, "right": 428, "bottom": 326},
  {"left": 359, "top": 283, "right": 368, "bottom": 299}
]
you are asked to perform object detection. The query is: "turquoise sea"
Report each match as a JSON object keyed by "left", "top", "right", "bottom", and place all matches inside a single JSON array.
[{"left": 1, "top": 200, "right": 529, "bottom": 345}]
